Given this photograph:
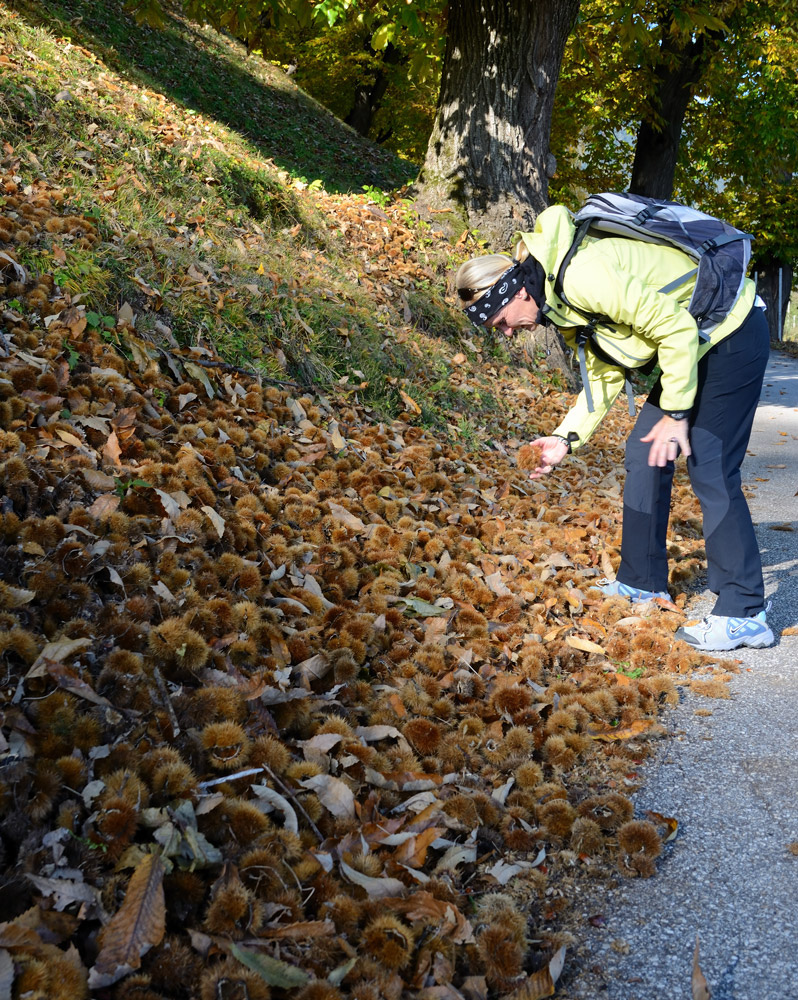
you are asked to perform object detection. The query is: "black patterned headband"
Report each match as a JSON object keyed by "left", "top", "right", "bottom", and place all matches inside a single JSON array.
[{"left": 461, "top": 256, "right": 546, "bottom": 328}]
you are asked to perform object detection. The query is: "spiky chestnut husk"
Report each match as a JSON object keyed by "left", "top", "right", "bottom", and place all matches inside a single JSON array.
[
  {"left": 0, "top": 625, "right": 39, "bottom": 664},
  {"left": 402, "top": 717, "right": 442, "bottom": 755},
  {"left": 538, "top": 798, "right": 577, "bottom": 838},
  {"left": 295, "top": 982, "right": 344, "bottom": 1000},
  {"left": 142, "top": 935, "right": 203, "bottom": 997},
  {"left": 570, "top": 816, "right": 605, "bottom": 855},
  {"left": 15, "top": 945, "right": 89, "bottom": 1000},
  {"left": 616, "top": 819, "right": 662, "bottom": 878},
  {"left": 321, "top": 892, "right": 363, "bottom": 935},
  {"left": 248, "top": 734, "right": 291, "bottom": 775},
  {"left": 503, "top": 726, "right": 535, "bottom": 757},
  {"left": 220, "top": 797, "right": 272, "bottom": 846},
  {"left": 543, "top": 734, "right": 577, "bottom": 770},
  {"left": 475, "top": 924, "right": 525, "bottom": 991},
  {"left": 489, "top": 683, "right": 532, "bottom": 717},
  {"left": 578, "top": 793, "right": 634, "bottom": 831},
  {"left": 199, "top": 958, "right": 271, "bottom": 1000},
  {"left": 148, "top": 618, "right": 210, "bottom": 677},
  {"left": 617, "top": 819, "right": 663, "bottom": 858},
  {"left": 640, "top": 674, "right": 678, "bottom": 704},
  {"left": 203, "top": 880, "right": 263, "bottom": 938},
  {"left": 545, "top": 707, "right": 580, "bottom": 735},
  {"left": 200, "top": 722, "right": 252, "bottom": 771},
  {"left": 361, "top": 915, "right": 416, "bottom": 971},
  {"left": 99, "top": 769, "right": 150, "bottom": 810},
  {"left": 150, "top": 760, "right": 199, "bottom": 803},
  {"left": 513, "top": 761, "right": 544, "bottom": 790}
]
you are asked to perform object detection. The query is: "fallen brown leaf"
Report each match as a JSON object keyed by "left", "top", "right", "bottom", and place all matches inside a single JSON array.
[
  {"left": 89, "top": 852, "right": 165, "bottom": 988},
  {"left": 692, "top": 935, "right": 711, "bottom": 999},
  {"left": 588, "top": 719, "right": 656, "bottom": 741}
]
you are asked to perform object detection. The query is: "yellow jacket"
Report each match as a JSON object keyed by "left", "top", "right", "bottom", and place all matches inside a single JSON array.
[{"left": 518, "top": 206, "right": 756, "bottom": 449}]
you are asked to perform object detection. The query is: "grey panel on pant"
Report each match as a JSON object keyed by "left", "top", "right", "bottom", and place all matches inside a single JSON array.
[
  {"left": 687, "top": 425, "right": 729, "bottom": 538},
  {"left": 623, "top": 406, "right": 663, "bottom": 515}
]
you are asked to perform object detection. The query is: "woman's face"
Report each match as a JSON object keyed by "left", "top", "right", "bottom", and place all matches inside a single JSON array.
[{"left": 486, "top": 288, "right": 541, "bottom": 336}]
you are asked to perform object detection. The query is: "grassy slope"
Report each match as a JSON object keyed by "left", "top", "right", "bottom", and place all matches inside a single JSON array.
[
  {"left": 0, "top": 4, "right": 728, "bottom": 999},
  {"left": 4, "top": 0, "right": 533, "bottom": 437}
]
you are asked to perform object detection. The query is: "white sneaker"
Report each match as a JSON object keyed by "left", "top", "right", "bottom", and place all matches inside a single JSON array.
[{"left": 675, "top": 609, "right": 774, "bottom": 651}]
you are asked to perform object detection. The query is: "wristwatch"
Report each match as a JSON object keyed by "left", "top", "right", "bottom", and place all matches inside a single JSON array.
[
  {"left": 552, "top": 432, "right": 580, "bottom": 453},
  {"left": 662, "top": 409, "right": 690, "bottom": 420}
]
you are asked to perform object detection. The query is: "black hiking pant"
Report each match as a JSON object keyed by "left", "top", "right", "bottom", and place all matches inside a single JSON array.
[{"left": 617, "top": 304, "right": 770, "bottom": 618}]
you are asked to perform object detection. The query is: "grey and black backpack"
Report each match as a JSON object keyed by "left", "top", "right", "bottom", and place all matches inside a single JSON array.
[{"left": 552, "top": 192, "right": 753, "bottom": 412}]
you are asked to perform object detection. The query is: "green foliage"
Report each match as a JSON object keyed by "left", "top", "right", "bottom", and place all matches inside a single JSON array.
[
  {"left": 550, "top": 0, "right": 798, "bottom": 266},
  {"left": 676, "top": 21, "right": 798, "bottom": 266}
]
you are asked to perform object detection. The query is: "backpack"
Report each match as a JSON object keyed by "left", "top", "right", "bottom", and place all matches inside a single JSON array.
[{"left": 553, "top": 192, "right": 754, "bottom": 413}]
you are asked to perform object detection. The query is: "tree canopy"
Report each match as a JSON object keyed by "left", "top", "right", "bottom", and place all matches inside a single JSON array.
[{"left": 130, "top": 0, "right": 798, "bottom": 273}]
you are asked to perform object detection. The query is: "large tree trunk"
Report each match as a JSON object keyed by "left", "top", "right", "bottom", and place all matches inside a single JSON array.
[
  {"left": 629, "top": 28, "right": 708, "bottom": 199},
  {"left": 413, "top": 0, "right": 580, "bottom": 245}
]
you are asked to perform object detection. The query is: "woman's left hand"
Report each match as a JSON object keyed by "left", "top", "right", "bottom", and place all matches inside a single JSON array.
[{"left": 640, "top": 415, "right": 691, "bottom": 467}]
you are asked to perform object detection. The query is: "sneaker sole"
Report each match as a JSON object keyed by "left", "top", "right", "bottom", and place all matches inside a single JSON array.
[
  {"left": 599, "top": 586, "right": 669, "bottom": 603},
  {"left": 675, "top": 627, "right": 775, "bottom": 651}
]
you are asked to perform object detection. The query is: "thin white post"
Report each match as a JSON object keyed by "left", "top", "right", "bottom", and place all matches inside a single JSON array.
[{"left": 778, "top": 267, "right": 783, "bottom": 340}]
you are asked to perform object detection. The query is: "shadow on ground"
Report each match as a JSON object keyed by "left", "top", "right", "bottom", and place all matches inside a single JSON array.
[{"left": 15, "top": 0, "right": 416, "bottom": 192}]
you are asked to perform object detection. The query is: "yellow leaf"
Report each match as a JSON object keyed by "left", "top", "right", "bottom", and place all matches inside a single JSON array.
[
  {"left": 339, "top": 861, "right": 405, "bottom": 899},
  {"left": 87, "top": 494, "right": 120, "bottom": 519},
  {"left": 399, "top": 389, "right": 421, "bottom": 415},
  {"left": 25, "top": 637, "right": 93, "bottom": 680},
  {"left": 327, "top": 501, "right": 366, "bottom": 532},
  {"left": 566, "top": 635, "right": 605, "bottom": 655},
  {"left": 83, "top": 469, "right": 117, "bottom": 491},
  {"left": 0, "top": 585, "right": 35, "bottom": 608},
  {"left": 102, "top": 429, "right": 122, "bottom": 467},
  {"left": 392, "top": 826, "right": 443, "bottom": 868},
  {"left": 299, "top": 775, "right": 355, "bottom": 819},
  {"left": 645, "top": 810, "right": 679, "bottom": 843},
  {"left": 55, "top": 428, "right": 84, "bottom": 448}
]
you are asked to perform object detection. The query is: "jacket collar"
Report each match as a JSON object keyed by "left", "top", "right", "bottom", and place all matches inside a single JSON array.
[{"left": 516, "top": 206, "right": 585, "bottom": 327}]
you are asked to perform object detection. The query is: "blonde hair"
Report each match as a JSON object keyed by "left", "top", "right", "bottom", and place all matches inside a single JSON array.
[{"left": 454, "top": 240, "right": 530, "bottom": 306}]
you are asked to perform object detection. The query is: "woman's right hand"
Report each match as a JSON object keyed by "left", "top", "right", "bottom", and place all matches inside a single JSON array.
[{"left": 522, "top": 437, "right": 570, "bottom": 479}]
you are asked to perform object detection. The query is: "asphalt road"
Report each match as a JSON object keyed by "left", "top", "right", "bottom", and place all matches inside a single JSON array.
[{"left": 561, "top": 348, "right": 798, "bottom": 1000}]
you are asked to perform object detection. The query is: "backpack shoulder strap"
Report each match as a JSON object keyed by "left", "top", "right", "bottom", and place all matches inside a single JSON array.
[{"left": 553, "top": 218, "right": 593, "bottom": 305}]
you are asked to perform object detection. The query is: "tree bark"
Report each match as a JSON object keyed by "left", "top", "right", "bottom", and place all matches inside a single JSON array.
[
  {"left": 344, "top": 43, "right": 403, "bottom": 139},
  {"left": 629, "top": 29, "right": 708, "bottom": 199},
  {"left": 413, "top": 0, "right": 580, "bottom": 245}
]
